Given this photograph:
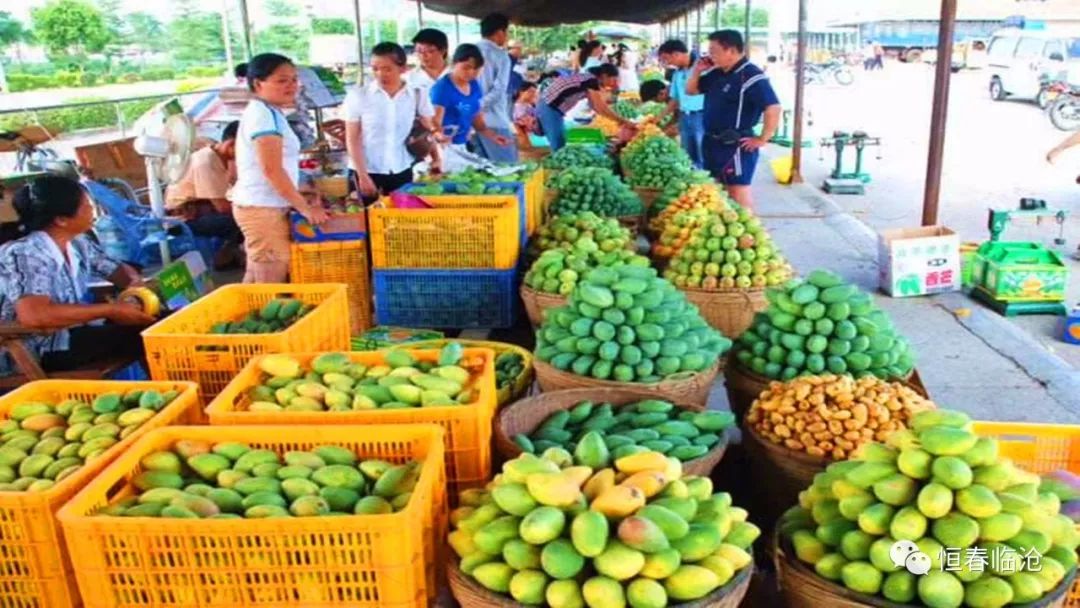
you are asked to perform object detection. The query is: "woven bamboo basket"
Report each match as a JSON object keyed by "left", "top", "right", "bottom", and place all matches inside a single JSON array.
[
  {"left": 448, "top": 558, "right": 754, "bottom": 608},
  {"left": 534, "top": 359, "right": 722, "bottom": 408},
  {"left": 493, "top": 388, "right": 728, "bottom": 476},
  {"left": 520, "top": 284, "right": 569, "bottom": 327},
  {"left": 634, "top": 186, "right": 662, "bottom": 212},
  {"left": 743, "top": 419, "right": 830, "bottom": 522},
  {"left": 617, "top": 212, "right": 644, "bottom": 236},
  {"left": 681, "top": 287, "right": 768, "bottom": 342},
  {"left": 774, "top": 532, "right": 1078, "bottom": 608}
]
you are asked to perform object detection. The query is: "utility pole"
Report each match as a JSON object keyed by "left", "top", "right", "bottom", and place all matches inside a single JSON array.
[
  {"left": 352, "top": 0, "right": 364, "bottom": 83},
  {"left": 790, "top": 0, "right": 808, "bottom": 184},
  {"left": 922, "top": 0, "right": 958, "bottom": 226}
]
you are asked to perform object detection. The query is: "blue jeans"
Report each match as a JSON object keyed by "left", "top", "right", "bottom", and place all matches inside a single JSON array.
[
  {"left": 536, "top": 102, "right": 566, "bottom": 151},
  {"left": 474, "top": 127, "right": 519, "bottom": 163},
  {"left": 680, "top": 111, "right": 705, "bottom": 168}
]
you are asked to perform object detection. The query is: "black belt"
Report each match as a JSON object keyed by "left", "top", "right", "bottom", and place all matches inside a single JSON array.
[{"left": 706, "top": 129, "right": 755, "bottom": 145}]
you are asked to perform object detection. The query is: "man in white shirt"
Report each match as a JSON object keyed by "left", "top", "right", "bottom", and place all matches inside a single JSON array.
[
  {"left": 475, "top": 13, "right": 518, "bottom": 163},
  {"left": 344, "top": 42, "right": 438, "bottom": 202},
  {"left": 407, "top": 28, "right": 450, "bottom": 94}
]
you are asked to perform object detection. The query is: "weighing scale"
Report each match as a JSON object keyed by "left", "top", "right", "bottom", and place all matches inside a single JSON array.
[
  {"left": 818, "top": 130, "right": 882, "bottom": 195},
  {"left": 769, "top": 109, "right": 814, "bottom": 148},
  {"left": 969, "top": 199, "right": 1071, "bottom": 317}
]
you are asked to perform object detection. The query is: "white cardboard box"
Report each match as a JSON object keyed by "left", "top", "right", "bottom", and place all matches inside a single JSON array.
[{"left": 878, "top": 226, "right": 961, "bottom": 297}]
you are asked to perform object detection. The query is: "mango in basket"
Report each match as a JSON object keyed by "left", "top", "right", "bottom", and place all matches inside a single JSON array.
[
  {"left": 450, "top": 449, "right": 756, "bottom": 605},
  {"left": 782, "top": 408, "right": 1078, "bottom": 606}
]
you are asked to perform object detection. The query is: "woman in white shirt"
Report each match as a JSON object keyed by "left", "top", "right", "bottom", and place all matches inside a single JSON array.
[
  {"left": 616, "top": 43, "right": 640, "bottom": 93},
  {"left": 345, "top": 42, "right": 439, "bottom": 201},
  {"left": 232, "top": 53, "right": 328, "bottom": 283}
]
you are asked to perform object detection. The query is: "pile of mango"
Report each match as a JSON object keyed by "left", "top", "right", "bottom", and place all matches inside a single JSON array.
[
  {"left": 735, "top": 270, "right": 917, "bottom": 381},
  {"left": 664, "top": 208, "right": 793, "bottom": 291},
  {"left": 621, "top": 132, "right": 693, "bottom": 190},
  {"left": 543, "top": 145, "right": 615, "bottom": 173},
  {"left": 549, "top": 167, "right": 643, "bottom": 218},
  {"left": 525, "top": 249, "right": 651, "bottom": 297},
  {"left": 512, "top": 398, "right": 734, "bottom": 464},
  {"left": 415, "top": 163, "right": 541, "bottom": 187},
  {"left": 209, "top": 298, "right": 313, "bottom": 335},
  {"left": 648, "top": 183, "right": 728, "bottom": 236},
  {"left": 782, "top": 409, "right": 1080, "bottom": 607},
  {"left": 535, "top": 265, "right": 732, "bottom": 383},
  {"left": 651, "top": 208, "right": 714, "bottom": 262},
  {"left": 650, "top": 171, "right": 713, "bottom": 218},
  {"left": 242, "top": 347, "right": 484, "bottom": 412},
  {"left": 0, "top": 389, "right": 181, "bottom": 492},
  {"left": 528, "top": 213, "right": 633, "bottom": 261},
  {"left": 96, "top": 441, "right": 421, "bottom": 518},
  {"left": 450, "top": 449, "right": 760, "bottom": 606}
]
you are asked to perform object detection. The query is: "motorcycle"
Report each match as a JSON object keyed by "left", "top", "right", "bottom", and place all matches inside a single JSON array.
[
  {"left": 1048, "top": 85, "right": 1080, "bottom": 131},
  {"left": 803, "top": 61, "right": 855, "bottom": 86},
  {"left": 1037, "top": 78, "right": 1068, "bottom": 110}
]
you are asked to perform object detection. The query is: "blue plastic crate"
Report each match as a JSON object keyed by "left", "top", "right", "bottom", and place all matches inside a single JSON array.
[{"left": 373, "top": 268, "right": 518, "bottom": 329}]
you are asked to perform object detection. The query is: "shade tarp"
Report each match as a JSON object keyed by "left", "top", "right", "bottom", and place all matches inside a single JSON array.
[{"left": 421, "top": 0, "right": 706, "bottom": 26}]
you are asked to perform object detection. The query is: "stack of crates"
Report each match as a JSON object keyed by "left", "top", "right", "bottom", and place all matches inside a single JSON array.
[
  {"left": 368, "top": 183, "right": 526, "bottom": 329},
  {"left": 289, "top": 211, "right": 372, "bottom": 334}
]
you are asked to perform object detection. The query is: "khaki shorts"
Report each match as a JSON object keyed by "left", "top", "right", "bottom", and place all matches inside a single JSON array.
[{"left": 234, "top": 206, "right": 290, "bottom": 283}]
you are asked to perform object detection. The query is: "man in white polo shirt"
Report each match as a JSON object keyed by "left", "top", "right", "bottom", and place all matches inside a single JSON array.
[
  {"left": 344, "top": 42, "right": 439, "bottom": 202},
  {"left": 407, "top": 28, "right": 450, "bottom": 94}
]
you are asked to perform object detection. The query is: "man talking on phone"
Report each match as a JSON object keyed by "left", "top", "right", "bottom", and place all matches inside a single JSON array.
[{"left": 687, "top": 30, "right": 780, "bottom": 210}]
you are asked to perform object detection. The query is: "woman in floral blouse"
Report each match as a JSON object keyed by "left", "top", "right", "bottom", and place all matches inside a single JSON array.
[{"left": 0, "top": 175, "right": 152, "bottom": 373}]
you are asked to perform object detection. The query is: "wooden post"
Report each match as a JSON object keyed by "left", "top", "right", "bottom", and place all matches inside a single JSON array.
[
  {"left": 790, "top": 0, "right": 808, "bottom": 184},
  {"left": 922, "top": 0, "right": 957, "bottom": 226}
]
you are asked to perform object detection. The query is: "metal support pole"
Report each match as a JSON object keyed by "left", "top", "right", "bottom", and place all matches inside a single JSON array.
[
  {"left": 744, "top": 0, "right": 751, "bottom": 53},
  {"left": 715, "top": 0, "right": 721, "bottom": 29},
  {"left": 220, "top": 0, "right": 234, "bottom": 71},
  {"left": 352, "top": 0, "right": 364, "bottom": 83},
  {"left": 790, "top": 0, "right": 808, "bottom": 184},
  {"left": 455, "top": 14, "right": 461, "bottom": 48},
  {"left": 695, "top": 3, "right": 702, "bottom": 51},
  {"left": 684, "top": 13, "right": 690, "bottom": 46},
  {"left": 417, "top": 0, "right": 423, "bottom": 26},
  {"left": 922, "top": 0, "right": 957, "bottom": 226},
  {"left": 238, "top": 0, "right": 253, "bottom": 61}
]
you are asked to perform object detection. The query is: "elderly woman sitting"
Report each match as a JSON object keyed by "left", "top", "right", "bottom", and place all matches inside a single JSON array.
[{"left": 0, "top": 175, "right": 153, "bottom": 373}]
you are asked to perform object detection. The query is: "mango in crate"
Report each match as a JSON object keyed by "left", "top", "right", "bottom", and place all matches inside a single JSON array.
[
  {"left": 243, "top": 347, "right": 485, "bottom": 412},
  {"left": 94, "top": 440, "right": 422, "bottom": 518},
  {"left": 208, "top": 298, "right": 314, "bottom": 335},
  {"left": 450, "top": 449, "right": 758, "bottom": 604},
  {"left": 0, "top": 389, "right": 184, "bottom": 492}
]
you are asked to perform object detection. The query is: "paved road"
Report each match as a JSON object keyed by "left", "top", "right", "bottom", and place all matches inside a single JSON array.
[{"left": 767, "top": 60, "right": 1080, "bottom": 369}]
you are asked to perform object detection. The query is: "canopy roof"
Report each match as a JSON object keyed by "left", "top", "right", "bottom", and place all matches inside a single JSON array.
[{"left": 421, "top": 0, "right": 705, "bottom": 26}]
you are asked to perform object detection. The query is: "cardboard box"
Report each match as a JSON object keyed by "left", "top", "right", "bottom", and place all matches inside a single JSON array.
[{"left": 879, "top": 226, "right": 961, "bottom": 297}]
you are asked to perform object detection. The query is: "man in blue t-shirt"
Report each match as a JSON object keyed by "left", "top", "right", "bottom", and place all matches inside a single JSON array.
[
  {"left": 688, "top": 30, "right": 780, "bottom": 210},
  {"left": 658, "top": 40, "right": 706, "bottom": 168}
]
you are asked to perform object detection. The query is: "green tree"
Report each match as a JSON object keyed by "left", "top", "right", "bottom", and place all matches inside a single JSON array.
[
  {"left": 96, "top": 0, "right": 126, "bottom": 68},
  {"left": 312, "top": 18, "right": 353, "bottom": 35},
  {"left": 707, "top": 5, "right": 768, "bottom": 29},
  {"left": 31, "top": 0, "right": 111, "bottom": 61},
  {"left": 168, "top": 0, "right": 225, "bottom": 64},
  {"left": 511, "top": 23, "right": 598, "bottom": 55},
  {"left": 126, "top": 12, "right": 165, "bottom": 54},
  {"left": 264, "top": 0, "right": 300, "bottom": 18},
  {"left": 256, "top": 24, "right": 309, "bottom": 61},
  {"left": 0, "top": 11, "right": 31, "bottom": 63}
]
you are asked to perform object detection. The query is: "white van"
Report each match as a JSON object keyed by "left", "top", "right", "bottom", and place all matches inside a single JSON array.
[{"left": 986, "top": 29, "right": 1080, "bottom": 102}]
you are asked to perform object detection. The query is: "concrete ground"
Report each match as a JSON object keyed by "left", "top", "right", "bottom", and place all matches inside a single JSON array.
[
  {"left": 750, "top": 158, "right": 1080, "bottom": 423},
  {"left": 768, "top": 60, "right": 1080, "bottom": 371}
]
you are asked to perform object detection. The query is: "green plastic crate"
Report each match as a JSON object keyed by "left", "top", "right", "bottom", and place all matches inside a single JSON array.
[{"left": 972, "top": 241, "right": 1068, "bottom": 302}]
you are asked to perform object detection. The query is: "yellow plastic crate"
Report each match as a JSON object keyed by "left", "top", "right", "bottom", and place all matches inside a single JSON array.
[
  {"left": 0, "top": 380, "right": 200, "bottom": 608},
  {"left": 207, "top": 348, "right": 496, "bottom": 499},
  {"left": 369, "top": 193, "right": 521, "bottom": 270},
  {"left": 57, "top": 424, "right": 446, "bottom": 608},
  {"left": 973, "top": 421, "right": 1080, "bottom": 607},
  {"left": 142, "top": 283, "right": 350, "bottom": 401},
  {"left": 524, "top": 167, "right": 545, "bottom": 237},
  {"left": 289, "top": 240, "right": 372, "bottom": 335}
]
